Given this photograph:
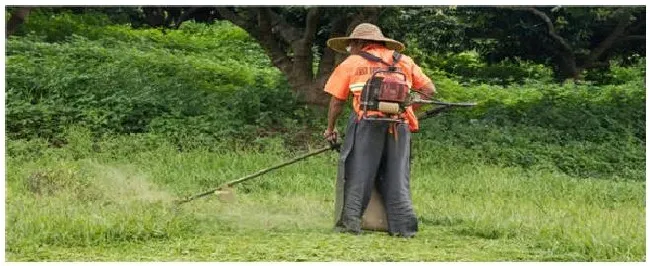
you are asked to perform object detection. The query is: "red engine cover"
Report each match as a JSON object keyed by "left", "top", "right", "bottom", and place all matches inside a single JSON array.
[{"left": 377, "top": 76, "right": 408, "bottom": 102}]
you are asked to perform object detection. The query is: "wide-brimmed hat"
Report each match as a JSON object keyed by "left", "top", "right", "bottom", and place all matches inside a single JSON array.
[{"left": 327, "top": 23, "right": 405, "bottom": 53}]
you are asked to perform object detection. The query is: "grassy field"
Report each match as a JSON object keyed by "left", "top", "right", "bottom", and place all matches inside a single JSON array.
[
  {"left": 4, "top": 10, "right": 646, "bottom": 262},
  {"left": 4, "top": 131, "right": 645, "bottom": 262}
]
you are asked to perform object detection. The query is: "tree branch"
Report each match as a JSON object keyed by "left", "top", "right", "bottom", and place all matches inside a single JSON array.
[
  {"left": 502, "top": 6, "right": 583, "bottom": 78},
  {"left": 317, "top": 15, "right": 349, "bottom": 79},
  {"left": 303, "top": 7, "right": 320, "bottom": 43},
  {"left": 583, "top": 9, "right": 633, "bottom": 69},
  {"left": 256, "top": 8, "right": 293, "bottom": 75},
  {"left": 264, "top": 9, "right": 303, "bottom": 44},
  {"left": 215, "top": 7, "right": 293, "bottom": 74},
  {"left": 215, "top": 7, "right": 254, "bottom": 33},
  {"left": 286, "top": 7, "right": 321, "bottom": 83},
  {"left": 508, "top": 7, "right": 574, "bottom": 55}
]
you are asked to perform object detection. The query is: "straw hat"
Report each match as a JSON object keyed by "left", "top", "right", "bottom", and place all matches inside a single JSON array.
[{"left": 327, "top": 23, "right": 405, "bottom": 53}]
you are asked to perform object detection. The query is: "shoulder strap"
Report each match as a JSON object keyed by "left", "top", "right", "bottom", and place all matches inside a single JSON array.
[
  {"left": 357, "top": 51, "right": 391, "bottom": 66},
  {"left": 358, "top": 51, "right": 402, "bottom": 68},
  {"left": 392, "top": 51, "right": 402, "bottom": 67}
]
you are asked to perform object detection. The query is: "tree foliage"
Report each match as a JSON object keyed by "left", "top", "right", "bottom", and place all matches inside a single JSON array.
[
  {"left": 7, "top": 6, "right": 645, "bottom": 91},
  {"left": 5, "top": 9, "right": 646, "bottom": 179},
  {"left": 463, "top": 6, "right": 645, "bottom": 80}
]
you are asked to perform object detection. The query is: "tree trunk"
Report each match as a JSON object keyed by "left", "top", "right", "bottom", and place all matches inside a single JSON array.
[
  {"left": 295, "top": 78, "right": 332, "bottom": 106},
  {"left": 554, "top": 52, "right": 581, "bottom": 81},
  {"left": 6, "top": 7, "right": 32, "bottom": 38},
  {"left": 142, "top": 7, "right": 167, "bottom": 27},
  {"left": 215, "top": 7, "right": 382, "bottom": 107},
  {"left": 581, "top": 9, "right": 634, "bottom": 70},
  {"left": 510, "top": 7, "right": 640, "bottom": 82}
]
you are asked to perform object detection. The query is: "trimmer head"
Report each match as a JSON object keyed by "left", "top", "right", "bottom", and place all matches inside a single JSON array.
[{"left": 214, "top": 186, "right": 236, "bottom": 202}]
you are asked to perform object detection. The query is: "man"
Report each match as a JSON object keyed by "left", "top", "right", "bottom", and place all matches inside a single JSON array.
[{"left": 323, "top": 23, "right": 436, "bottom": 237}]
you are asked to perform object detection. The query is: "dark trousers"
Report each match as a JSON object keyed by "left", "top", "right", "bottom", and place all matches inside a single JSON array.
[{"left": 334, "top": 113, "right": 418, "bottom": 236}]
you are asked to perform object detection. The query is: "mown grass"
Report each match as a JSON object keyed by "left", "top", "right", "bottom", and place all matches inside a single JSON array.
[
  {"left": 4, "top": 129, "right": 645, "bottom": 261},
  {"left": 5, "top": 10, "right": 645, "bottom": 262}
]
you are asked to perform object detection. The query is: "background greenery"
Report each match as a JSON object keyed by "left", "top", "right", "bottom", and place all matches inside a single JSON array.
[{"left": 4, "top": 9, "right": 646, "bottom": 261}]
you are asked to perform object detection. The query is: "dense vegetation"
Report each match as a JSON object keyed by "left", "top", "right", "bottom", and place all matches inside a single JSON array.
[
  {"left": 7, "top": 10, "right": 645, "bottom": 179},
  {"left": 5, "top": 9, "right": 646, "bottom": 262}
]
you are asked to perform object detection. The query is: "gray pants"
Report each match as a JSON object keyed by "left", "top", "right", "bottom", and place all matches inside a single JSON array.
[{"left": 334, "top": 113, "right": 418, "bottom": 236}]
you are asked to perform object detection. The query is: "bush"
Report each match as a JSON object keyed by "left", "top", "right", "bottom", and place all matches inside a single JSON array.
[
  {"left": 583, "top": 55, "right": 646, "bottom": 85},
  {"left": 6, "top": 12, "right": 645, "bottom": 180},
  {"left": 407, "top": 48, "right": 555, "bottom": 86},
  {"left": 415, "top": 74, "right": 645, "bottom": 180},
  {"left": 5, "top": 20, "right": 315, "bottom": 145}
]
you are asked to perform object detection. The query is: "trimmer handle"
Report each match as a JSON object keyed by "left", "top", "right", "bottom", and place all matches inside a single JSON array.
[{"left": 329, "top": 140, "right": 342, "bottom": 152}]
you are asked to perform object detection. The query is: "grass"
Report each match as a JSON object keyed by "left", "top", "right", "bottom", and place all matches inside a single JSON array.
[{"left": 4, "top": 132, "right": 646, "bottom": 262}]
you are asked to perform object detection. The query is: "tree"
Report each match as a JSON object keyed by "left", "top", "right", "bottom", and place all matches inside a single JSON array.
[
  {"left": 465, "top": 6, "right": 645, "bottom": 81},
  {"left": 213, "top": 7, "right": 384, "bottom": 106},
  {"left": 135, "top": 7, "right": 218, "bottom": 29},
  {"left": 14, "top": 6, "right": 642, "bottom": 100},
  {"left": 6, "top": 6, "right": 389, "bottom": 106},
  {"left": 380, "top": 6, "right": 473, "bottom": 54},
  {"left": 6, "top": 7, "right": 32, "bottom": 38},
  {"left": 106, "top": 6, "right": 385, "bottom": 106},
  {"left": 129, "top": 7, "right": 388, "bottom": 106}
]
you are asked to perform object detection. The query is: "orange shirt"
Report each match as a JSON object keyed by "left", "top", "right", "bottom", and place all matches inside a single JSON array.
[{"left": 324, "top": 44, "right": 433, "bottom": 132}]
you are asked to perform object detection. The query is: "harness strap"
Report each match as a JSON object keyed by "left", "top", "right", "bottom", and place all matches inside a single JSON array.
[
  {"left": 357, "top": 51, "right": 401, "bottom": 67},
  {"left": 356, "top": 50, "right": 406, "bottom": 133},
  {"left": 391, "top": 51, "right": 402, "bottom": 67}
]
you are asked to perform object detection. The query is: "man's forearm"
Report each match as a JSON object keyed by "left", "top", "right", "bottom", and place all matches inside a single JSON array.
[
  {"left": 413, "top": 81, "right": 436, "bottom": 111},
  {"left": 419, "top": 81, "right": 436, "bottom": 98},
  {"left": 327, "top": 97, "right": 345, "bottom": 130}
]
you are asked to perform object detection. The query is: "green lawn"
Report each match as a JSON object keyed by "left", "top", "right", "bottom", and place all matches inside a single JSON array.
[{"left": 4, "top": 137, "right": 646, "bottom": 261}]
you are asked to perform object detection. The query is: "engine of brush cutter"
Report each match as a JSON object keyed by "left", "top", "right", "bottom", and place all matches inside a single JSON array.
[{"left": 360, "top": 70, "right": 410, "bottom": 118}]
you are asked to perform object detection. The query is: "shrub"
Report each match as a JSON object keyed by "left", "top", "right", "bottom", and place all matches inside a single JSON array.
[
  {"left": 5, "top": 21, "right": 304, "bottom": 144},
  {"left": 6, "top": 12, "right": 645, "bottom": 180}
]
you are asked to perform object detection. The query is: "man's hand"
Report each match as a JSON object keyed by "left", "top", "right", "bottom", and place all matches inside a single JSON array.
[
  {"left": 323, "top": 128, "right": 338, "bottom": 143},
  {"left": 412, "top": 81, "right": 436, "bottom": 112},
  {"left": 325, "top": 96, "right": 346, "bottom": 143}
]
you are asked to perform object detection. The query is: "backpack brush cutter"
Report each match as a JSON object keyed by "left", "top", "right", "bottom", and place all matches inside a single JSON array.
[{"left": 173, "top": 98, "right": 476, "bottom": 207}]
